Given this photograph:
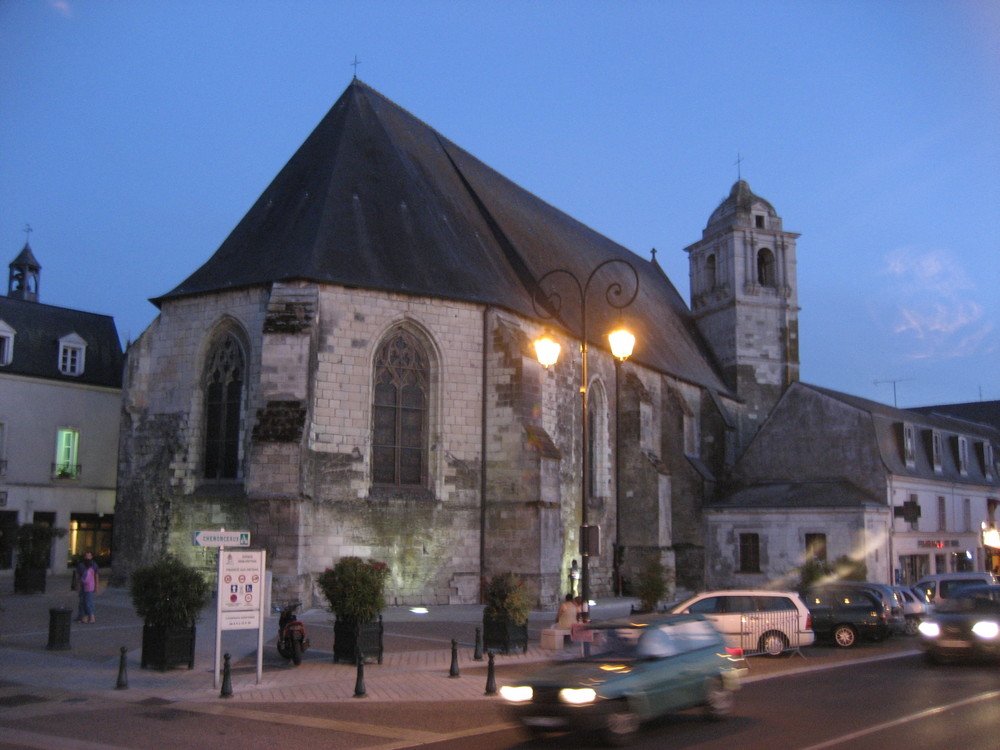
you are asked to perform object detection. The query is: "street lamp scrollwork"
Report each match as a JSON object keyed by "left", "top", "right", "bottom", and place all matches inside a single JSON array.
[{"left": 530, "top": 257, "right": 639, "bottom": 621}]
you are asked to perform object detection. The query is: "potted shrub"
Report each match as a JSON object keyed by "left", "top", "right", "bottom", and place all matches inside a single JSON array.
[
  {"left": 13, "top": 523, "right": 66, "bottom": 594},
  {"left": 130, "top": 555, "right": 210, "bottom": 670},
  {"left": 317, "top": 556, "right": 389, "bottom": 663},
  {"left": 482, "top": 572, "right": 531, "bottom": 654},
  {"left": 633, "top": 555, "right": 668, "bottom": 614}
]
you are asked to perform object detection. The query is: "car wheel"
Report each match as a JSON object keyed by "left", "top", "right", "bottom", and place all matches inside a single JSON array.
[
  {"left": 703, "top": 676, "right": 734, "bottom": 720},
  {"left": 833, "top": 624, "right": 857, "bottom": 648},
  {"left": 904, "top": 617, "right": 919, "bottom": 636},
  {"left": 601, "top": 703, "right": 640, "bottom": 747},
  {"left": 758, "top": 631, "right": 789, "bottom": 656}
]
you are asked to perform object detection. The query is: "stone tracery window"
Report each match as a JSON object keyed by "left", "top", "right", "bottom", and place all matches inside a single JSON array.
[
  {"left": 204, "top": 332, "right": 245, "bottom": 480},
  {"left": 372, "top": 329, "right": 429, "bottom": 487}
]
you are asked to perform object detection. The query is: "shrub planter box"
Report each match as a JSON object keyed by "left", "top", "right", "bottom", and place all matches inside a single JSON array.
[
  {"left": 483, "top": 616, "right": 528, "bottom": 655},
  {"left": 141, "top": 624, "right": 196, "bottom": 671},
  {"left": 14, "top": 567, "right": 47, "bottom": 594},
  {"left": 333, "top": 617, "right": 384, "bottom": 664}
]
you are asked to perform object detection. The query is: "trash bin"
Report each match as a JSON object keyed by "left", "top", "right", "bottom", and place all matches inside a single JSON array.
[{"left": 47, "top": 607, "right": 71, "bottom": 651}]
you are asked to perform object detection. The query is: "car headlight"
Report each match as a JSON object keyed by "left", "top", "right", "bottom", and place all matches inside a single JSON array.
[
  {"left": 559, "top": 687, "right": 597, "bottom": 705},
  {"left": 499, "top": 685, "right": 533, "bottom": 703},
  {"left": 918, "top": 621, "right": 940, "bottom": 638},
  {"left": 972, "top": 621, "right": 1000, "bottom": 639}
]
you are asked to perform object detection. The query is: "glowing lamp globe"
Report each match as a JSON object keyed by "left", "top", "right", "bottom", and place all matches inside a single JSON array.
[
  {"left": 608, "top": 327, "right": 635, "bottom": 360},
  {"left": 534, "top": 335, "right": 561, "bottom": 368}
]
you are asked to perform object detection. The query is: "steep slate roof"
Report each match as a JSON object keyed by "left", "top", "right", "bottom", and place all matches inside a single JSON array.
[
  {"left": 709, "top": 479, "right": 881, "bottom": 509},
  {"left": 787, "top": 383, "right": 998, "bottom": 486},
  {"left": 156, "top": 80, "right": 729, "bottom": 395},
  {"left": 0, "top": 296, "right": 123, "bottom": 388},
  {"left": 910, "top": 401, "right": 1000, "bottom": 433}
]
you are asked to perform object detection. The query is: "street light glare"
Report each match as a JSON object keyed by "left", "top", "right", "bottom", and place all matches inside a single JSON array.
[
  {"left": 608, "top": 328, "right": 635, "bottom": 360},
  {"left": 534, "top": 334, "right": 561, "bottom": 368}
]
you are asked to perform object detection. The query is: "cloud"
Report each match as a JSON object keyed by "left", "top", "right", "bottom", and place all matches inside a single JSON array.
[
  {"left": 876, "top": 247, "right": 993, "bottom": 359},
  {"left": 49, "top": 0, "right": 73, "bottom": 18}
]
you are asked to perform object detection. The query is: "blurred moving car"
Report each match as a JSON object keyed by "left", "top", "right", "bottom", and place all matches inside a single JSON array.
[
  {"left": 500, "top": 613, "right": 746, "bottom": 746},
  {"left": 803, "top": 584, "right": 891, "bottom": 647},
  {"left": 917, "top": 584, "right": 1000, "bottom": 664},
  {"left": 913, "top": 572, "right": 998, "bottom": 605},
  {"left": 893, "top": 585, "right": 928, "bottom": 635},
  {"left": 666, "top": 590, "right": 814, "bottom": 656}
]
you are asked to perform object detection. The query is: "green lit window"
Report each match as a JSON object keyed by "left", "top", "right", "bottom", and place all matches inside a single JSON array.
[{"left": 55, "top": 428, "right": 79, "bottom": 478}]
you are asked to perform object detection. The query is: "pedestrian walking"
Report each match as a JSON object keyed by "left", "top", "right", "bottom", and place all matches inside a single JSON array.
[{"left": 73, "top": 551, "right": 99, "bottom": 623}]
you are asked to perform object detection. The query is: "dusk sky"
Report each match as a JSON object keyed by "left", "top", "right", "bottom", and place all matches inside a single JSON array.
[{"left": 1, "top": 1, "right": 997, "bottom": 409}]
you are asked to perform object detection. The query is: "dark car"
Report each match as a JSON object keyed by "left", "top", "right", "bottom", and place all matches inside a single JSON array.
[
  {"left": 918, "top": 585, "right": 1000, "bottom": 664},
  {"left": 500, "top": 613, "right": 746, "bottom": 746},
  {"left": 803, "top": 584, "right": 891, "bottom": 647}
]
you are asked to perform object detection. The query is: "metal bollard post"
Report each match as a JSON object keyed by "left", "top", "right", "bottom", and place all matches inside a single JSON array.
[
  {"left": 115, "top": 646, "right": 129, "bottom": 690},
  {"left": 220, "top": 653, "right": 233, "bottom": 698},
  {"left": 449, "top": 639, "right": 460, "bottom": 678},
  {"left": 484, "top": 651, "right": 497, "bottom": 696},
  {"left": 473, "top": 627, "right": 483, "bottom": 661},
  {"left": 46, "top": 608, "right": 71, "bottom": 651},
  {"left": 353, "top": 647, "right": 367, "bottom": 698}
]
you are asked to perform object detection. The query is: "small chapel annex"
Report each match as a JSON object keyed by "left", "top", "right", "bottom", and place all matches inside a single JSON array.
[{"left": 111, "top": 80, "right": 801, "bottom": 607}]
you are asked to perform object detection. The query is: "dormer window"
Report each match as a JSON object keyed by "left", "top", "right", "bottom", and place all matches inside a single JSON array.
[
  {"left": 903, "top": 423, "right": 916, "bottom": 467},
  {"left": 58, "top": 333, "right": 86, "bottom": 376},
  {"left": 0, "top": 319, "right": 13, "bottom": 366},
  {"left": 931, "top": 430, "right": 943, "bottom": 473},
  {"left": 982, "top": 442, "right": 996, "bottom": 481},
  {"left": 957, "top": 436, "right": 969, "bottom": 476}
]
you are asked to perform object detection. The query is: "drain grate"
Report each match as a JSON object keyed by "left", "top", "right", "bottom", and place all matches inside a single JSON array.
[{"left": 0, "top": 694, "right": 48, "bottom": 708}]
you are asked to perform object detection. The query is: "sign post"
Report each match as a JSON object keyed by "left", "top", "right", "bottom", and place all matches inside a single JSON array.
[{"left": 194, "top": 530, "right": 264, "bottom": 687}]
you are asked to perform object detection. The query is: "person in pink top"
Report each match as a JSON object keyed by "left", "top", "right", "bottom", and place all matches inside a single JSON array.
[{"left": 74, "top": 551, "right": 99, "bottom": 623}]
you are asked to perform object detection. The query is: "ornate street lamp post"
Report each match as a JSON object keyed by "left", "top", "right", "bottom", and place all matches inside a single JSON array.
[{"left": 532, "top": 258, "right": 639, "bottom": 620}]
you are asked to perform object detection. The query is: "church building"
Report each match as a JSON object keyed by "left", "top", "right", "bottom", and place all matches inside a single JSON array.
[{"left": 111, "top": 80, "right": 801, "bottom": 606}]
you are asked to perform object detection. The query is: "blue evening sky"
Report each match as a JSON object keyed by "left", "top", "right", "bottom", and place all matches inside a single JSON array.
[{"left": 1, "top": 1, "right": 997, "bottom": 408}]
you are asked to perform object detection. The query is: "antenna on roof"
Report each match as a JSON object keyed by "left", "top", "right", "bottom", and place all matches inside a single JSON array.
[
  {"left": 734, "top": 153, "right": 744, "bottom": 182},
  {"left": 873, "top": 378, "right": 913, "bottom": 408},
  {"left": 351, "top": 55, "right": 362, "bottom": 79}
]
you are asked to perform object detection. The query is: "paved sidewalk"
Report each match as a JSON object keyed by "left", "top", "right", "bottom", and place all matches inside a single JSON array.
[{"left": 0, "top": 576, "right": 918, "bottom": 707}]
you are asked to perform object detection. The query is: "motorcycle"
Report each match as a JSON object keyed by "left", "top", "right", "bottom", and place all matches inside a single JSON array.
[{"left": 276, "top": 602, "right": 309, "bottom": 665}]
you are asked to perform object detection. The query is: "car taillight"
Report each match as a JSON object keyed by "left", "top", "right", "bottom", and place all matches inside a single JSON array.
[{"left": 806, "top": 613, "right": 812, "bottom": 630}]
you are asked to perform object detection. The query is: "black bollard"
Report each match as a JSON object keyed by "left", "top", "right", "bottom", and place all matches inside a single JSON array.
[
  {"left": 220, "top": 653, "right": 233, "bottom": 698},
  {"left": 46, "top": 608, "right": 71, "bottom": 651},
  {"left": 473, "top": 627, "right": 483, "bottom": 661},
  {"left": 115, "top": 646, "right": 129, "bottom": 690},
  {"left": 449, "top": 639, "right": 460, "bottom": 678},
  {"left": 353, "top": 648, "right": 366, "bottom": 698},
  {"left": 484, "top": 651, "right": 497, "bottom": 696}
]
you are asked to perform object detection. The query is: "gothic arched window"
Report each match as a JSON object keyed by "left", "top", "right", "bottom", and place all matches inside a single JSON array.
[
  {"left": 204, "top": 333, "right": 245, "bottom": 480},
  {"left": 587, "top": 380, "right": 609, "bottom": 499},
  {"left": 372, "top": 329, "right": 429, "bottom": 487},
  {"left": 757, "top": 248, "right": 776, "bottom": 287}
]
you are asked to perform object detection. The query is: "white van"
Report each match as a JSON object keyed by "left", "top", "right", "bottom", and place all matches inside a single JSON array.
[
  {"left": 913, "top": 572, "right": 998, "bottom": 604},
  {"left": 668, "top": 590, "right": 815, "bottom": 656}
]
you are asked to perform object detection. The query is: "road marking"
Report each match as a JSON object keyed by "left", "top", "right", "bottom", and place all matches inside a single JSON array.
[{"left": 797, "top": 689, "right": 1000, "bottom": 750}]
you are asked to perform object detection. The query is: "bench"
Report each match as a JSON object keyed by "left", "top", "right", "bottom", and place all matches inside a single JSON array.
[{"left": 540, "top": 627, "right": 572, "bottom": 650}]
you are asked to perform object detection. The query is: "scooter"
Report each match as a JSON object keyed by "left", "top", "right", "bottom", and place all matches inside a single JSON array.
[{"left": 276, "top": 602, "right": 309, "bottom": 665}]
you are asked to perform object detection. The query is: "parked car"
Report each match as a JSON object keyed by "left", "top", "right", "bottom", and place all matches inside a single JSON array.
[
  {"left": 803, "top": 584, "right": 891, "bottom": 647},
  {"left": 893, "top": 585, "right": 928, "bottom": 635},
  {"left": 917, "top": 585, "right": 1000, "bottom": 664},
  {"left": 500, "top": 613, "right": 747, "bottom": 746},
  {"left": 850, "top": 582, "right": 906, "bottom": 634},
  {"left": 913, "top": 572, "right": 998, "bottom": 605},
  {"left": 667, "top": 590, "right": 814, "bottom": 656}
]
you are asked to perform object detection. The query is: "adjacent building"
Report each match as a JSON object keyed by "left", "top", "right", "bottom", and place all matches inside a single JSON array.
[
  {"left": 0, "top": 243, "right": 124, "bottom": 575},
  {"left": 704, "top": 383, "right": 1000, "bottom": 588}
]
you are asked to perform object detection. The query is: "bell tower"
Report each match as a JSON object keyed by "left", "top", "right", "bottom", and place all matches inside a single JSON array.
[
  {"left": 684, "top": 180, "right": 800, "bottom": 448},
  {"left": 8, "top": 241, "right": 41, "bottom": 303}
]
